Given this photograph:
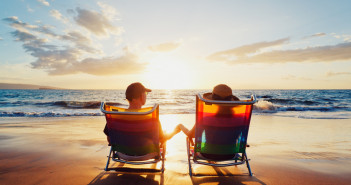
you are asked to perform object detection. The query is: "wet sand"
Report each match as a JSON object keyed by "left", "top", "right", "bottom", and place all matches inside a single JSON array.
[{"left": 0, "top": 115, "right": 351, "bottom": 185}]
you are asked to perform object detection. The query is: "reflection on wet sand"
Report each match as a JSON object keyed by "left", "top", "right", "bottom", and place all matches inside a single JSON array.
[{"left": 0, "top": 115, "right": 351, "bottom": 184}]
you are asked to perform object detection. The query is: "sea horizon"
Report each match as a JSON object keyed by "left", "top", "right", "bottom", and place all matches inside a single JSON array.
[{"left": 1, "top": 89, "right": 350, "bottom": 119}]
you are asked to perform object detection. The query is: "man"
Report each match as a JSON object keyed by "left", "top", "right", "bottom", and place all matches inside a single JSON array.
[{"left": 104, "top": 82, "right": 180, "bottom": 144}]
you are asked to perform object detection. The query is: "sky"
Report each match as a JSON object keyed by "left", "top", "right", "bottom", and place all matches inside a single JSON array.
[{"left": 0, "top": 0, "right": 351, "bottom": 89}]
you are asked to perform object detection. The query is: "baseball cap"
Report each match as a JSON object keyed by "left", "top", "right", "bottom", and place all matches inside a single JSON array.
[{"left": 125, "top": 82, "right": 151, "bottom": 101}]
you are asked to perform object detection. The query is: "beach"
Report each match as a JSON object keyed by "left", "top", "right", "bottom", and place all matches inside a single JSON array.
[{"left": 1, "top": 114, "right": 350, "bottom": 185}]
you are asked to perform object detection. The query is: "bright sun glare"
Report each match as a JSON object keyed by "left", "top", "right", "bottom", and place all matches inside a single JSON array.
[{"left": 143, "top": 55, "right": 195, "bottom": 89}]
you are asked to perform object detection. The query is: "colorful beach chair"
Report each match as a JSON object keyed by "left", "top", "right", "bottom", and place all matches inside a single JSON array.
[
  {"left": 186, "top": 94, "right": 257, "bottom": 176},
  {"left": 100, "top": 103, "right": 166, "bottom": 172}
]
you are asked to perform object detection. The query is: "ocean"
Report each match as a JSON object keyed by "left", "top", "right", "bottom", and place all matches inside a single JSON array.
[{"left": 0, "top": 89, "right": 350, "bottom": 119}]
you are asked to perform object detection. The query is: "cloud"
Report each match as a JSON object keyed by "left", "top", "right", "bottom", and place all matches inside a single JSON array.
[
  {"left": 3, "top": 16, "right": 38, "bottom": 30},
  {"left": 3, "top": 16, "right": 56, "bottom": 38},
  {"left": 3, "top": 16, "right": 144, "bottom": 76},
  {"left": 73, "top": 8, "right": 123, "bottom": 36},
  {"left": 97, "top": 2, "right": 119, "bottom": 21},
  {"left": 37, "top": 0, "right": 50, "bottom": 6},
  {"left": 326, "top": 71, "right": 351, "bottom": 77},
  {"left": 11, "top": 30, "right": 37, "bottom": 42},
  {"left": 27, "top": 5, "right": 34, "bottom": 12},
  {"left": 207, "top": 38, "right": 351, "bottom": 64},
  {"left": 60, "top": 31, "right": 101, "bottom": 53},
  {"left": 64, "top": 51, "right": 145, "bottom": 76},
  {"left": 148, "top": 42, "right": 182, "bottom": 52},
  {"left": 303, "top": 32, "right": 326, "bottom": 39},
  {"left": 311, "top": 32, "right": 326, "bottom": 38},
  {"left": 31, "top": 47, "right": 144, "bottom": 76},
  {"left": 244, "top": 42, "right": 351, "bottom": 63},
  {"left": 282, "top": 74, "right": 312, "bottom": 81},
  {"left": 207, "top": 38, "right": 289, "bottom": 61},
  {"left": 3, "top": 16, "right": 96, "bottom": 52},
  {"left": 50, "top": 9, "right": 69, "bottom": 23},
  {"left": 332, "top": 34, "right": 351, "bottom": 42}
]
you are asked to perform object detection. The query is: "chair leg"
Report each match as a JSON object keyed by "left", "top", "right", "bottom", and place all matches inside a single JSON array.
[
  {"left": 186, "top": 137, "right": 193, "bottom": 176},
  {"left": 244, "top": 153, "right": 252, "bottom": 176},
  {"left": 188, "top": 158, "right": 193, "bottom": 176},
  {"left": 105, "top": 147, "right": 112, "bottom": 171},
  {"left": 161, "top": 143, "right": 166, "bottom": 173}
]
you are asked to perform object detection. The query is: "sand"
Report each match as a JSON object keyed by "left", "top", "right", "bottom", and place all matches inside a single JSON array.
[{"left": 0, "top": 115, "right": 351, "bottom": 185}]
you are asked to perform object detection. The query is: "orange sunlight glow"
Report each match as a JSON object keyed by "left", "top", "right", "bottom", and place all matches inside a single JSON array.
[
  {"left": 159, "top": 114, "right": 181, "bottom": 133},
  {"left": 143, "top": 55, "right": 195, "bottom": 89}
]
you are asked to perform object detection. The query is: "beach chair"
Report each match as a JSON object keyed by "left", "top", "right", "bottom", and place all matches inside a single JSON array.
[
  {"left": 100, "top": 102, "right": 166, "bottom": 173},
  {"left": 186, "top": 94, "right": 257, "bottom": 176}
]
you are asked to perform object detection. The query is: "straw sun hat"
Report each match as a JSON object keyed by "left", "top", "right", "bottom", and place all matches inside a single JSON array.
[{"left": 203, "top": 84, "right": 239, "bottom": 101}]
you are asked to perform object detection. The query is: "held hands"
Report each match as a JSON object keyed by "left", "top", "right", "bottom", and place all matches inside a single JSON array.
[
  {"left": 163, "top": 124, "right": 193, "bottom": 142},
  {"left": 174, "top": 124, "right": 182, "bottom": 133}
]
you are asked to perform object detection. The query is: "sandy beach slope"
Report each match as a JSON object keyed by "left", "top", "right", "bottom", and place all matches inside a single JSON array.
[{"left": 0, "top": 115, "right": 351, "bottom": 185}]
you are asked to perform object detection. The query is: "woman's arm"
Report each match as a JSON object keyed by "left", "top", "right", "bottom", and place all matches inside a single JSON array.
[{"left": 179, "top": 124, "right": 195, "bottom": 138}]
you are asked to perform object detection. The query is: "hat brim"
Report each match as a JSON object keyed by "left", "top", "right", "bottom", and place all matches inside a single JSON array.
[
  {"left": 203, "top": 92, "right": 214, "bottom": 100},
  {"left": 202, "top": 92, "right": 240, "bottom": 101}
]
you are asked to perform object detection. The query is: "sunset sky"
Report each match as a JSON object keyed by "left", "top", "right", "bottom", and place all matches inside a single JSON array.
[{"left": 1, "top": 0, "right": 351, "bottom": 89}]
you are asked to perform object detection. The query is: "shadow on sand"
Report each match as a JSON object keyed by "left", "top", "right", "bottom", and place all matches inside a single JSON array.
[
  {"left": 88, "top": 163, "right": 164, "bottom": 185},
  {"left": 89, "top": 162, "right": 267, "bottom": 185},
  {"left": 190, "top": 166, "right": 267, "bottom": 185}
]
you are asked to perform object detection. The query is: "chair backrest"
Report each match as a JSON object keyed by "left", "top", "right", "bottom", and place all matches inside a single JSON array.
[
  {"left": 101, "top": 103, "right": 160, "bottom": 156},
  {"left": 194, "top": 94, "right": 256, "bottom": 155}
]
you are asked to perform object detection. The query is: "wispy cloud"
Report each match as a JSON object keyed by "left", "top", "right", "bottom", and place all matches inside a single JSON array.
[
  {"left": 4, "top": 16, "right": 56, "bottom": 39},
  {"left": 302, "top": 32, "right": 327, "bottom": 39},
  {"left": 3, "top": 16, "right": 37, "bottom": 30},
  {"left": 50, "top": 9, "right": 69, "bottom": 24},
  {"left": 207, "top": 38, "right": 289, "bottom": 62},
  {"left": 332, "top": 33, "right": 351, "bottom": 42},
  {"left": 60, "top": 31, "right": 99, "bottom": 53},
  {"left": 31, "top": 47, "right": 145, "bottom": 76},
  {"left": 282, "top": 74, "right": 312, "bottom": 81},
  {"left": 207, "top": 38, "right": 351, "bottom": 64},
  {"left": 326, "top": 71, "right": 351, "bottom": 77},
  {"left": 148, "top": 41, "right": 182, "bottom": 52},
  {"left": 37, "top": 0, "right": 50, "bottom": 6},
  {"left": 73, "top": 7, "right": 123, "bottom": 36},
  {"left": 311, "top": 32, "right": 326, "bottom": 38},
  {"left": 27, "top": 5, "right": 34, "bottom": 12},
  {"left": 11, "top": 30, "right": 37, "bottom": 42},
  {"left": 97, "top": 2, "right": 119, "bottom": 21},
  {"left": 3, "top": 14, "right": 144, "bottom": 76}
]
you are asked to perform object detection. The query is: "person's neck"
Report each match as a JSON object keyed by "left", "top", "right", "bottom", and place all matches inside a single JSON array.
[{"left": 128, "top": 101, "right": 143, "bottom": 109}]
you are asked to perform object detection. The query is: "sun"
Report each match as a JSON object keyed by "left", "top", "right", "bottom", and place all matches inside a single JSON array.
[{"left": 143, "top": 54, "right": 195, "bottom": 89}]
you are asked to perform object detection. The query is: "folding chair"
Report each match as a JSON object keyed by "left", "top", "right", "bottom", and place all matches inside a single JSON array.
[
  {"left": 186, "top": 94, "right": 257, "bottom": 176},
  {"left": 101, "top": 103, "right": 166, "bottom": 172}
]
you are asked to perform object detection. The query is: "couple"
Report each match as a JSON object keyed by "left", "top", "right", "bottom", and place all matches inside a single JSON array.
[{"left": 103, "top": 82, "right": 240, "bottom": 144}]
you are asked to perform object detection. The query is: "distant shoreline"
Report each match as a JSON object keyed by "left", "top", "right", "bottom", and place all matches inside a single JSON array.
[{"left": 0, "top": 83, "right": 63, "bottom": 90}]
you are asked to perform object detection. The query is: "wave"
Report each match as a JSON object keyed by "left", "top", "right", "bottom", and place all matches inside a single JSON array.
[
  {"left": 252, "top": 100, "right": 351, "bottom": 112},
  {"left": 263, "top": 98, "right": 320, "bottom": 106},
  {"left": 36, "top": 101, "right": 125, "bottom": 109},
  {"left": 253, "top": 100, "right": 277, "bottom": 112},
  {"left": 35, "top": 101, "right": 102, "bottom": 108}
]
